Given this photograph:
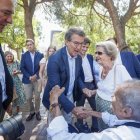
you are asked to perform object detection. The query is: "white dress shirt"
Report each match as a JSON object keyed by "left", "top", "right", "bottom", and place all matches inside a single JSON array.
[
  {"left": 0, "top": 54, "right": 7, "bottom": 102},
  {"left": 101, "top": 112, "right": 140, "bottom": 127},
  {"left": 66, "top": 48, "right": 76, "bottom": 96},
  {"left": 47, "top": 116, "right": 140, "bottom": 140},
  {"left": 30, "top": 52, "right": 35, "bottom": 73},
  {"left": 82, "top": 55, "right": 93, "bottom": 82}
]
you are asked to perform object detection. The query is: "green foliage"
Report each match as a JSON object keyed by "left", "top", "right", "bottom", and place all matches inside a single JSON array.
[
  {"left": 126, "top": 14, "right": 140, "bottom": 54},
  {"left": 47, "top": 0, "right": 140, "bottom": 54},
  {"left": 0, "top": 5, "right": 25, "bottom": 50}
]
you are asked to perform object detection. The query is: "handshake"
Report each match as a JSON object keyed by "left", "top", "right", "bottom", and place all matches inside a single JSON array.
[
  {"left": 49, "top": 85, "right": 97, "bottom": 119},
  {"left": 72, "top": 106, "right": 92, "bottom": 119}
]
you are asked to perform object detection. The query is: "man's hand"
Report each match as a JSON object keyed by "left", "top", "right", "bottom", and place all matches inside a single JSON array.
[
  {"left": 29, "top": 74, "right": 37, "bottom": 82},
  {"left": 72, "top": 106, "right": 88, "bottom": 119},
  {"left": 49, "top": 85, "right": 65, "bottom": 105},
  {"left": 82, "top": 88, "right": 96, "bottom": 97}
]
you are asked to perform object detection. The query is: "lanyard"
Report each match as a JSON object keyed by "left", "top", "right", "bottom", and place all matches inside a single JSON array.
[{"left": 115, "top": 122, "right": 140, "bottom": 128}]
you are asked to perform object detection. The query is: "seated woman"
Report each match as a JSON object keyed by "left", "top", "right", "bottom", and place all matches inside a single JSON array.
[{"left": 5, "top": 51, "right": 26, "bottom": 115}]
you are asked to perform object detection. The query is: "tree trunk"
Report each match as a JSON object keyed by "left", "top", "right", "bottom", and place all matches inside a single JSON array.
[
  {"left": 24, "top": 7, "right": 34, "bottom": 40},
  {"left": 22, "top": 0, "right": 36, "bottom": 40},
  {"left": 105, "top": 0, "right": 127, "bottom": 50}
]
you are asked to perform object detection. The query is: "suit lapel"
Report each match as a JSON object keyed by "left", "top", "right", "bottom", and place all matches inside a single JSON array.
[
  {"left": 62, "top": 47, "right": 70, "bottom": 80},
  {"left": 75, "top": 57, "right": 79, "bottom": 78}
]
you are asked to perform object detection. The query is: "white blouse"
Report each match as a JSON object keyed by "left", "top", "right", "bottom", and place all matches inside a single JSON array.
[{"left": 97, "top": 64, "right": 132, "bottom": 101}]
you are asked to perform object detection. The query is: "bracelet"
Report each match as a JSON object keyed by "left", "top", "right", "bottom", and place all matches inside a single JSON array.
[{"left": 50, "top": 103, "right": 59, "bottom": 112}]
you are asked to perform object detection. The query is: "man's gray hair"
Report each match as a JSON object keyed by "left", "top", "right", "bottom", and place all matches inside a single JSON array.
[
  {"left": 96, "top": 41, "right": 118, "bottom": 61},
  {"left": 116, "top": 80, "right": 140, "bottom": 121},
  {"left": 65, "top": 27, "right": 85, "bottom": 41}
]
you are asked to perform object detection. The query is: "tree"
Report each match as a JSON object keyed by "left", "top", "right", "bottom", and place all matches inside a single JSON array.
[
  {"left": 48, "top": 0, "right": 140, "bottom": 51},
  {"left": 94, "top": 0, "right": 140, "bottom": 50},
  {"left": 18, "top": 0, "right": 56, "bottom": 40}
]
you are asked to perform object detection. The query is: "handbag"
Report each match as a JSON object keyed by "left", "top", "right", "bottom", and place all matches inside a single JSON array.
[{"left": 0, "top": 114, "right": 25, "bottom": 139}]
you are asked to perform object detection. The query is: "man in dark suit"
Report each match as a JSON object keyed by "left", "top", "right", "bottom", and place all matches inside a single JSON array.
[
  {"left": 75, "top": 37, "right": 98, "bottom": 132},
  {"left": 120, "top": 51, "right": 140, "bottom": 79},
  {"left": 136, "top": 54, "right": 140, "bottom": 62},
  {"left": 20, "top": 39, "right": 43, "bottom": 121},
  {"left": 43, "top": 28, "right": 93, "bottom": 124},
  {"left": 0, "top": 0, "right": 14, "bottom": 122},
  {"left": 107, "top": 37, "right": 140, "bottom": 79}
]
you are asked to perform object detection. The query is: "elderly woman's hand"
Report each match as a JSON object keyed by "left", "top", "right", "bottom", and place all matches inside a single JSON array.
[{"left": 49, "top": 85, "right": 65, "bottom": 105}]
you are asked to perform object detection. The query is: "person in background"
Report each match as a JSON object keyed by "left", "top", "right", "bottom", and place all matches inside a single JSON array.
[
  {"left": 107, "top": 37, "right": 140, "bottom": 79},
  {"left": 39, "top": 46, "right": 56, "bottom": 89},
  {"left": 47, "top": 80, "right": 140, "bottom": 140},
  {"left": 5, "top": 51, "right": 26, "bottom": 115},
  {"left": 75, "top": 37, "right": 98, "bottom": 132},
  {"left": 94, "top": 41, "right": 132, "bottom": 130},
  {"left": 0, "top": 0, "right": 15, "bottom": 122},
  {"left": 20, "top": 39, "right": 44, "bottom": 121}
]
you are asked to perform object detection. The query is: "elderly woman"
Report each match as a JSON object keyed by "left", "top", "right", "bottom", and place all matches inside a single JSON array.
[
  {"left": 95, "top": 41, "right": 132, "bottom": 130},
  {"left": 5, "top": 51, "right": 26, "bottom": 115}
]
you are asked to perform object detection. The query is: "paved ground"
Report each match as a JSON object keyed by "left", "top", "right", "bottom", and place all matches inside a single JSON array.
[
  {"left": 20, "top": 96, "right": 48, "bottom": 140},
  {"left": 19, "top": 93, "right": 92, "bottom": 140}
]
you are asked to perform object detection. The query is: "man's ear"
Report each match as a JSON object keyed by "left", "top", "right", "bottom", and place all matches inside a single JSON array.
[
  {"left": 122, "top": 106, "right": 133, "bottom": 118},
  {"left": 65, "top": 40, "right": 69, "bottom": 45}
]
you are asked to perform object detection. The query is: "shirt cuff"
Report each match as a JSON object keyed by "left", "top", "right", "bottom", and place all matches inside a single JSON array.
[
  {"left": 102, "top": 111, "right": 110, "bottom": 125},
  {"left": 47, "top": 116, "right": 68, "bottom": 137}
]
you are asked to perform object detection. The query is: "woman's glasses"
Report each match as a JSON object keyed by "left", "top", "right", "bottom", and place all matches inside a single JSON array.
[{"left": 95, "top": 51, "right": 105, "bottom": 55}]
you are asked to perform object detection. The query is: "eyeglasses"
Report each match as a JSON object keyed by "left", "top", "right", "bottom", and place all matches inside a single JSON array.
[
  {"left": 26, "top": 43, "right": 33, "bottom": 46},
  {"left": 70, "top": 41, "right": 84, "bottom": 47},
  {"left": 95, "top": 51, "right": 105, "bottom": 55}
]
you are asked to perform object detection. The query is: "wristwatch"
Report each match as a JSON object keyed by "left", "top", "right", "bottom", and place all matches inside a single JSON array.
[{"left": 50, "top": 103, "right": 59, "bottom": 112}]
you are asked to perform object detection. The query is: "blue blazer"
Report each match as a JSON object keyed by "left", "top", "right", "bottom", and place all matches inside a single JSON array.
[
  {"left": 80, "top": 54, "right": 97, "bottom": 89},
  {"left": 42, "top": 46, "right": 85, "bottom": 113},
  {"left": 120, "top": 52, "right": 140, "bottom": 79},
  {"left": 136, "top": 54, "right": 140, "bottom": 62},
  {"left": 0, "top": 45, "right": 13, "bottom": 110},
  {"left": 20, "top": 51, "right": 43, "bottom": 84}
]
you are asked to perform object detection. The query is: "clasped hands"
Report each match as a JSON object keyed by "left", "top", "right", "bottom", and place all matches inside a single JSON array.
[
  {"left": 29, "top": 74, "right": 37, "bottom": 82},
  {"left": 49, "top": 85, "right": 94, "bottom": 119},
  {"left": 82, "top": 88, "right": 96, "bottom": 98}
]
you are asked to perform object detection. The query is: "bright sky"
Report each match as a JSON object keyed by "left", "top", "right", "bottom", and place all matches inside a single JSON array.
[{"left": 35, "top": 9, "right": 62, "bottom": 53}]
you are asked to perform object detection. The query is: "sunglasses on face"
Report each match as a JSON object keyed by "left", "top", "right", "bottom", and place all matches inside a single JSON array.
[{"left": 95, "top": 51, "right": 105, "bottom": 55}]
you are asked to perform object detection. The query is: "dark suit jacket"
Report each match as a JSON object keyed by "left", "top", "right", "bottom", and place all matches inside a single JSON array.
[
  {"left": 80, "top": 54, "right": 97, "bottom": 89},
  {"left": 42, "top": 46, "right": 85, "bottom": 113},
  {"left": 0, "top": 45, "right": 13, "bottom": 110},
  {"left": 20, "top": 51, "right": 43, "bottom": 84},
  {"left": 120, "top": 52, "right": 140, "bottom": 79},
  {"left": 136, "top": 54, "right": 140, "bottom": 62}
]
